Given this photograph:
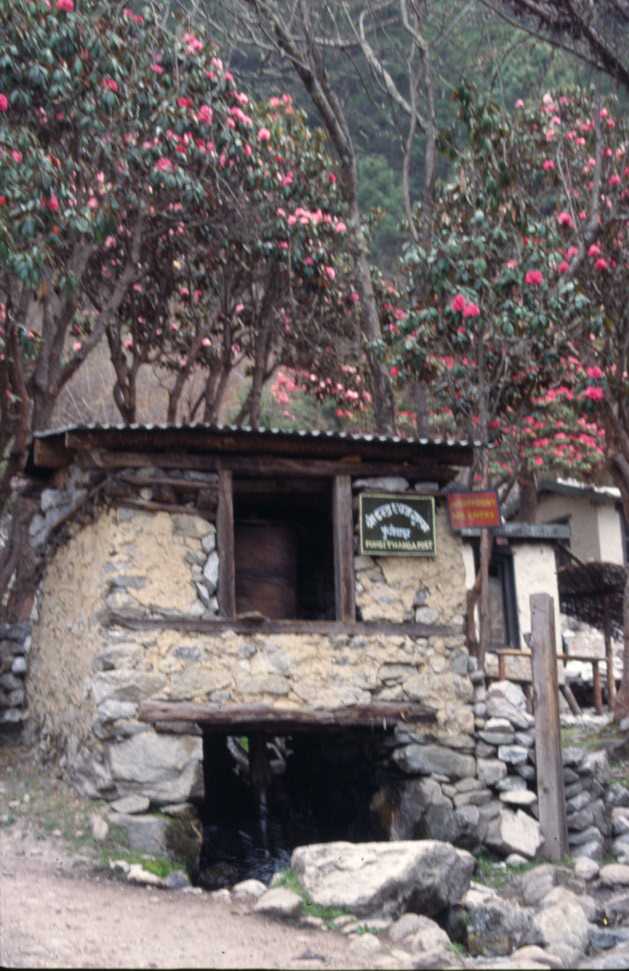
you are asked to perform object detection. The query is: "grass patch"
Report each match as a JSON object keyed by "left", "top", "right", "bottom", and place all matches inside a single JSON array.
[
  {"left": 100, "top": 848, "right": 182, "bottom": 879},
  {"left": 474, "top": 853, "right": 539, "bottom": 891},
  {"left": 274, "top": 868, "right": 350, "bottom": 926}
]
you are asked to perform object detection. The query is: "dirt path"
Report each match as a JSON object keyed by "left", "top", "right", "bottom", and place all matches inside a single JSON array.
[{"left": 0, "top": 742, "right": 373, "bottom": 970}]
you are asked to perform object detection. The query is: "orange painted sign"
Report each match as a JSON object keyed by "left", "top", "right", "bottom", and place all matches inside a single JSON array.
[{"left": 447, "top": 490, "right": 500, "bottom": 530}]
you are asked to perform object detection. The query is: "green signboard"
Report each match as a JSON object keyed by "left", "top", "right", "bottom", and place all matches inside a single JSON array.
[{"left": 358, "top": 493, "right": 437, "bottom": 557}]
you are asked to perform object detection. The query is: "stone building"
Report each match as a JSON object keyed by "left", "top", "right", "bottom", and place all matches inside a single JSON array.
[{"left": 6, "top": 423, "right": 560, "bottom": 877}]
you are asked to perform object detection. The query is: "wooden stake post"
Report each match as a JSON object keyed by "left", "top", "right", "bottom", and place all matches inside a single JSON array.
[{"left": 530, "top": 593, "right": 569, "bottom": 861}]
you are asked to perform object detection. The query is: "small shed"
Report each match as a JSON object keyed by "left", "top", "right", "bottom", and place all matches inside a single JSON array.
[{"left": 23, "top": 422, "right": 490, "bottom": 882}]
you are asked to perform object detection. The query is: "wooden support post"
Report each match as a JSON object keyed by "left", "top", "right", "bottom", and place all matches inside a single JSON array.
[
  {"left": 333, "top": 475, "right": 356, "bottom": 622},
  {"left": 217, "top": 467, "right": 236, "bottom": 618},
  {"left": 592, "top": 660, "right": 603, "bottom": 715},
  {"left": 560, "top": 683, "right": 582, "bottom": 717},
  {"left": 603, "top": 595, "right": 616, "bottom": 709},
  {"left": 530, "top": 593, "right": 569, "bottom": 862},
  {"left": 498, "top": 653, "right": 507, "bottom": 681}
]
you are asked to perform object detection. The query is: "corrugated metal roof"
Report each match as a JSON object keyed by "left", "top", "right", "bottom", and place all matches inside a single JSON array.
[{"left": 34, "top": 421, "right": 482, "bottom": 450}]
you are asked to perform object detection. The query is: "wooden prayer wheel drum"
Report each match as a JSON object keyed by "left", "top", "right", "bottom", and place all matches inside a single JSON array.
[{"left": 235, "top": 520, "right": 298, "bottom": 619}]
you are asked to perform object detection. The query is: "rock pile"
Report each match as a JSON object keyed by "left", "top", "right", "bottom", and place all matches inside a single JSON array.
[{"left": 0, "top": 623, "right": 30, "bottom": 727}]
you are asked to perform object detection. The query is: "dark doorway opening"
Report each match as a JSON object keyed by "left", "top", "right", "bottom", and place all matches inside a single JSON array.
[
  {"left": 196, "top": 728, "right": 394, "bottom": 889},
  {"left": 233, "top": 481, "right": 335, "bottom": 620}
]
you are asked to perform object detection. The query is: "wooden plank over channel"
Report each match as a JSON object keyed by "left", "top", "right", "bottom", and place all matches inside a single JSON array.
[
  {"left": 217, "top": 467, "right": 236, "bottom": 618},
  {"left": 333, "top": 475, "right": 356, "bottom": 622},
  {"left": 530, "top": 592, "right": 569, "bottom": 862},
  {"left": 139, "top": 701, "right": 437, "bottom": 731}
]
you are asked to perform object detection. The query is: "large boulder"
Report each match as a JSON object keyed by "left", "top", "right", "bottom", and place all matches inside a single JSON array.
[
  {"left": 106, "top": 731, "right": 202, "bottom": 804},
  {"left": 107, "top": 812, "right": 170, "bottom": 856},
  {"left": 291, "top": 840, "right": 474, "bottom": 919},
  {"left": 393, "top": 744, "right": 475, "bottom": 780}
]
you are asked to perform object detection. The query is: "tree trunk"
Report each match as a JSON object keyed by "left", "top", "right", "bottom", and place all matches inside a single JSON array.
[
  {"left": 614, "top": 568, "right": 629, "bottom": 720},
  {"left": 518, "top": 471, "right": 538, "bottom": 523}
]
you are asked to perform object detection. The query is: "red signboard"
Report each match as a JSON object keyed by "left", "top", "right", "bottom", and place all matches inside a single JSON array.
[{"left": 447, "top": 490, "right": 501, "bottom": 530}]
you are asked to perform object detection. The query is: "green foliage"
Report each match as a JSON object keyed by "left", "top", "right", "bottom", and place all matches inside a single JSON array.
[
  {"left": 274, "top": 868, "right": 350, "bottom": 925},
  {"left": 100, "top": 848, "right": 182, "bottom": 880}
]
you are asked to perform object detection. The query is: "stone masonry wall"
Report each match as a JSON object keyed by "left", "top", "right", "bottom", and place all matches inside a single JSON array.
[{"left": 26, "top": 466, "right": 479, "bottom": 817}]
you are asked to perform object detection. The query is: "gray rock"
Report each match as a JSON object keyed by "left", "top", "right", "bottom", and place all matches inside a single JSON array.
[
  {"left": 600, "top": 864, "right": 629, "bottom": 888},
  {"left": 575, "top": 857, "right": 600, "bottom": 881},
  {"left": 172, "top": 514, "right": 212, "bottom": 539},
  {"left": 201, "top": 528, "right": 216, "bottom": 554},
  {"left": 465, "top": 895, "right": 542, "bottom": 957},
  {"left": 453, "top": 789, "right": 493, "bottom": 808},
  {"left": 478, "top": 759, "right": 508, "bottom": 787},
  {"left": 486, "top": 808, "right": 542, "bottom": 859},
  {"left": 254, "top": 888, "right": 303, "bottom": 919},
  {"left": 604, "top": 893, "right": 629, "bottom": 927},
  {"left": 499, "top": 790, "right": 537, "bottom": 808},
  {"left": 569, "top": 824, "right": 604, "bottom": 846},
  {"left": 506, "top": 854, "right": 528, "bottom": 866},
  {"left": 108, "top": 812, "right": 170, "bottom": 856},
  {"left": 202, "top": 551, "right": 219, "bottom": 592},
  {"left": 94, "top": 643, "right": 144, "bottom": 671},
  {"left": 107, "top": 732, "right": 202, "bottom": 804},
  {"left": 510, "top": 945, "right": 564, "bottom": 968},
  {"left": 535, "top": 886, "right": 591, "bottom": 967},
  {"left": 516, "top": 764, "right": 536, "bottom": 781},
  {"left": 590, "top": 928, "right": 629, "bottom": 951},
  {"left": 407, "top": 915, "right": 452, "bottom": 954},
  {"left": 232, "top": 879, "right": 267, "bottom": 899},
  {"left": 514, "top": 732, "right": 535, "bottom": 748},
  {"left": 97, "top": 700, "right": 138, "bottom": 722},
  {"left": 496, "top": 776, "right": 528, "bottom": 793},
  {"left": 126, "top": 863, "right": 164, "bottom": 887},
  {"left": 91, "top": 670, "right": 165, "bottom": 706},
  {"left": 110, "top": 794, "right": 151, "bottom": 815},
  {"left": 389, "top": 913, "right": 426, "bottom": 943},
  {"left": 612, "top": 808, "right": 629, "bottom": 836},
  {"left": 572, "top": 840, "right": 605, "bottom": 863},
  {"left": 393, "top": 744, "right": 475, "bottom": 780},
  {"left": 580, "top": 944, "right": 629, "bottom": 969},
  {"left": 607, "top": 784, "right": 629, "bottom": 809},
  {"left": 476, "top": 741, "right": 496, "bottom": 759},
  {"left": 11, "top": 657, "right": 27, "bottom": 675},
  {"left": 455, "top": 777, "right": 483, "bottom": 793},
  {"left": 568, "top": 790, "right": 594, "bottom": 813},
  {"left": 291, "top": 840, "right": 474, "bottom": 919},
  {"left": 562, "top": 746, "right": 585, "bottom": 768},
  {"left": 582, "top": 750, "right": 610, "bottom": 784},
  {"left": 498, "top": 745, "right": 529, "bottom": 766},
  {"left": 164, "top": 870, "right": 191, "bottom": 890},
  {"left": 480, "top": 731, "right": 515, "bottom": 747}
]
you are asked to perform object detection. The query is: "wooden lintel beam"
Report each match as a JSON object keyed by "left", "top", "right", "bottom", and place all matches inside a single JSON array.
[
  {"left": 139, "top": 701, "right": 437, "bottom": 729},
  {"left": 103, "top": 610, "right": 462, "bottom": 639},
  {"left": 72, "top": 447, "right": 456, "bottom": 483},
  {"left": 33, "top": 438, "right": 72, "bottom": 469}
]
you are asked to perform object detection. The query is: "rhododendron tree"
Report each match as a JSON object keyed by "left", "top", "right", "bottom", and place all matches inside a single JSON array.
[
  {"left": 388, "top": 84, "right": 628, "bottom": 687},
  {"left": 0, "top": 0, "right": 361, "bottom": 614}
]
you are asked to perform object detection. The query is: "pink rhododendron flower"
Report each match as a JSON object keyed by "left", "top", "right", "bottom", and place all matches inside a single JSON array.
[
  {"left": 56, "top": 0, "right": 74, "bottom": 10},
  {"left": 177, "top": 97, "right": 192, "bottom": 109},
  {"left": 201, "top": 337, "right": 211, "bottom": 347},
  {"left": 258, "top": 128, "right": 271, "bottom": 142},
  {"left": 588, "top": 243, "right": 602, "bottom": 257},
  {"left": 584, "top": 386, "right": 604, "bottom": 400},
  {"left": 197, "top": 104, "right": 213, "bottom": 124},
  {"left": 463, "top": 302, "right": 480, "bottom": 318},
  {"left": 609, "top": 174, "right": 621, "bottom": 187},
  {"left": 390, "top": 366, "right": 399, "bottom": 378},
  {"left": 0, "top": 94, "right": 8, "bottom": 112},
  {"left": 515, "top": 99, "right": 525, "bottom": 109},
  {"left": 586, "top": 366, "right": 603, "bottom": 379},
  {"left": 323, "top": 266, "right": 336, "bottom": 281},
  {"left": 556, "top": 211, "right": 574, "bottom": 228},
  {"left": 595, "top": 258, "right": 609, "bottom": 271},
  {"left": 102, "top": 77, "right": 118, "bottom": 93},
  {"left": 150, "top": 63, "right": 164, "bottom": 75},
  {"left": 558, "top": 261, "right": 570, "bottom": 274},
  {"left": 154, "top": 158, "right": 173, "bottom": 172},
  {"left": 47, "top": 194, "right": 60, "bottom": 212},
  {"left": 73, "top": 341, "right": 82, "bottom": 352},
  {"left": 524, "top": 270, "right": 543, "bottom": 286},
  {"left": 334, "top": 221, "right": 347, "bottom": 233},
  {"left": 11, "top": 150, "right": 22, "bottom": 163},
  {"left": 542, "top": 159, "right": 555, "bottom": 171},
  {"left": 451, "top": 294, "right": 467, "bottom": 313}
]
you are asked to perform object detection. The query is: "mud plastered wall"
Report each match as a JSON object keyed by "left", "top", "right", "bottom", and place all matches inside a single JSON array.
[{"left": 28, "top": 483, "right": 475, "bottom": 807}]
